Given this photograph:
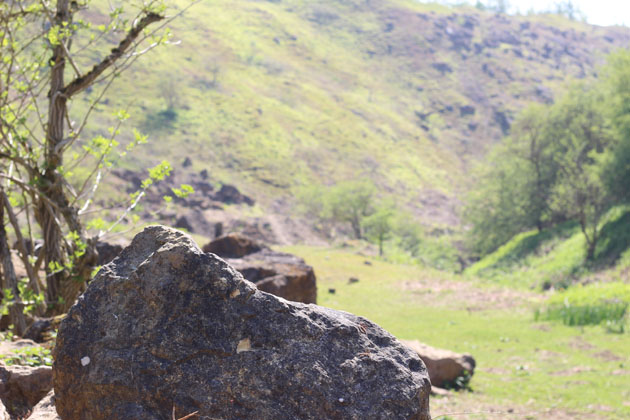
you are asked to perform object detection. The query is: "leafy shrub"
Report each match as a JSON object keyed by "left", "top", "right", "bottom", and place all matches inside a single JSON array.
[
  {"left": 536, "top": 282, "right": 630, "bottom": 329},
  {"left": 0, "top": 346, "right": 52, "bottom": 367}
]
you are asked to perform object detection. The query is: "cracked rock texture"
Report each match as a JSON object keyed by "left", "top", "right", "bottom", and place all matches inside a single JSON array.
[{"left": 53, "top": 225, "right": 431, "bottom": 420}]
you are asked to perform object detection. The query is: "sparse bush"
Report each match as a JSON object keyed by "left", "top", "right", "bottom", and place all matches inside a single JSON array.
[
  {"left": 0, "top": 346, "right": 52, "bottom": 367},
  {"left": 536, "top": 282, "right": 630, "bottom": 329}
]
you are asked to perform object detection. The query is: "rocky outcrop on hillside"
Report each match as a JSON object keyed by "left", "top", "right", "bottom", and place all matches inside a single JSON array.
[
  {"left": 111, "top": 168, "right": 254, "bottom": 211},
  {"left": 53, "top": 226, "right": 431, "bottom": 420},
  {"left": 362, "top": 6, "right": 630, "bottom": 160},
  {"left": 203, "top": 233, "right": 317, "bottom": 304},
  {"left": 94, "top": 2, "right": 630, "bottom": 233}
]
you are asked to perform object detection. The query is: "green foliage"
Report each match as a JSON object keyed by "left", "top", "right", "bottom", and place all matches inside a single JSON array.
[
  {"left": 443, "top": 369, "right": 473, "bottom": 391},
  {"left": 140, "top": 161, "right": 173, "bottom": 189},
  {"left": 537, "top": 282, "right": 630, "bottom": 329},
  {"left": 466, "top": 52, "right": 628, "bottom": 262},
  {"left": 283, "top": 245, "right": 630, "bottom": 418},
  {"left": 468, "top": 206, "right": 630, "bottom": 289},
  {"left": 464, "top": 103, "right": 563, "bottom": 256},
  {"left": 601, "top": 50, "right": 630, "bottom": 203},
  {"left": 364, "top": 205, "right": 394, "bottom": 256},
  {"left": 298, "top": 184, "right": 461, "bottom": 268},
  {"left": 594, "top": 206, "right": 630, "bottom": 266},
  {"left": 171, "top": 184, "right": 195, "bottom": 198},
  {"left": 548, "top": 85, "right": 614, "bottom": 259},
  {"left": 0, "top": 346, "right": 52, "bottom": 367},
  {"left": 298, "top": 180, "right": 375, "bottom": 239}
]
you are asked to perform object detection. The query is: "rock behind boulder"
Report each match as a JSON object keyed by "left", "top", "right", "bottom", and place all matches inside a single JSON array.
[
  {"left": 53, "top": 226, "right": 431, "bottom": 420},
  {"left": 402, "top": 340, "right": 475, "bottom": 389},
  {"left": 227, "top": 248, "right": 318, "bottom": 304},
  {"left": 202, "top": 233, "right": 317, "bottom": 304},
  {"left": 202, "top": 232, "right": 265, "bottom": 258}
]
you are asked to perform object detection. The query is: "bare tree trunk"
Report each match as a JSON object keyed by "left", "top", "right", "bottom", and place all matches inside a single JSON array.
[
  {"left": 37, "top": 0, "right": 96, "bottom": 314},
  {"left": 34, "top": 1, "right": 160, "bottom": 314},
  {"left": 378, "top": 235, "right": 383, "bottom": 257},
  {"left": 35, "top": 0, "right": 71, "bottom": 314},
  {"left": 579, "top": 216, "right": 598, "bottom": 261},
  {"left": 0, "top": 194, "right": 27, "bottom": 336}
]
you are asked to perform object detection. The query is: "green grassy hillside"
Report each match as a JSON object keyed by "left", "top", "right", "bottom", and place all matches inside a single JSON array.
[
  {"left": 466, "top": 206, "right": 630, "bottom": 290},
  {"left": 74, "top": 0, "right": 630, "bottom": 232}
]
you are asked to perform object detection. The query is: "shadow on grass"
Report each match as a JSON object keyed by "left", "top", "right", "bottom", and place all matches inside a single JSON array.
[
  {"left": 143, "top": 107, "right": 178, "bottom": 133},
  {"left": 492, "top": 221, "right": 579, "bottom": 268}
]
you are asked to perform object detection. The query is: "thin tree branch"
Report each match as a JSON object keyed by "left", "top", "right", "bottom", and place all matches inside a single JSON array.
[
  {"left": 1, "top": 190, "right": 41, "bottom": 296},
  {"left": 63, "top": 12, "right": 164, "bottom": 98}
]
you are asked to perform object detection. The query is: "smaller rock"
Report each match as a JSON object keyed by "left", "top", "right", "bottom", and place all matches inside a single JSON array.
[
  {"left": 28, "top": 390, "right": 60, "bottom": 420},
  {"left": 459, "top": 105, "right": 476, "bottom": 117},
  {"left": 23, "top": 320, "right": 52, "bottom": 344},
  {"left": 348, "top": 277, "right": 359, "bottom": 284},
  {"left": 402, "top": 340, "right": 475, "bottom": 389},
  {"left": 213, "top": 184, "right": 255, "bottom": 206},
  {"left": 202, "top": 233, "right": 266, "bottom": 258},
  {"left": 0, "top": 400, "right": 8, "bottom": 420},
  {"left": 95, "top": 241, "right": 124, "bottom": 266},
  {"left": 23, "top": 317, "right": 64, "bottom": 344},
  {"left": 174, "top": 215, "right": 194, "bottom": 233},
  {"left": 328, "top": 288, "right": 336, "bottom": 294},
  {"left": 0, "top": 363, "right": 53, "bottom": 418},
  {"left": 227, "top": 248, "right": 317, "bottom": 304},
  {"left": 430, "top": 387, "right": 452, "bottom": 397},
  {"left": 432, "top": 62, "right": 453, "bottom": 74}
]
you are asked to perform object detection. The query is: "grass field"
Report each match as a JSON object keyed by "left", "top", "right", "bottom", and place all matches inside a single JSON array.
[
  {"left": 466, "top": 206, "right": 630, "bottom": 291},
  {"left": 283, "top": 245, "right": 630, "bottom": 420}
]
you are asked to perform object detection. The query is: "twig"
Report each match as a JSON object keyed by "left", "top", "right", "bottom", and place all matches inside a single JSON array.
[{"left": 172, "top": 405, "right": 199, "bottom": 420}]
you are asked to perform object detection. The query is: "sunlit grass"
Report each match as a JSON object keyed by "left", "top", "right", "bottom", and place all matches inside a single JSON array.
[
  {"left": 466, "top": 207, "right": 630, "bottom": 290},
  {"left": 537, "top": 282, "right": 630, "bottom": 330},
  {"left": 282, "top": 245, "right": 630, "bottom": 419}
]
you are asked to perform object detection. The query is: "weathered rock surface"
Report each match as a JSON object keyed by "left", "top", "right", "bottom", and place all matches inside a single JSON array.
[
  {"left": 202, "top": 232, "right": 266, "bottom": 258},
  {"left": 54, "top": 226, "right": 431, "bottom": 420},
  {"left": 28, "top": 391, "right": 60, "bottom": 420},
  {"left": 0, "top": 363, "right": 53, "bottom": 418},
  {"left": 203, "top": 233, "right": 317, "bottom": 304},
  {"left": 402, "top": 340, "right": 475, "bottom": 389}
]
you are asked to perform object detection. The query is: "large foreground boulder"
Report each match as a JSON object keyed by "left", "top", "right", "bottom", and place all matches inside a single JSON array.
[
  {"left": 402, "top": 340, "right": 476, "bottom": 389},
  {"left": 53, "top": 226, "right": 431, "bottom": 420}
]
